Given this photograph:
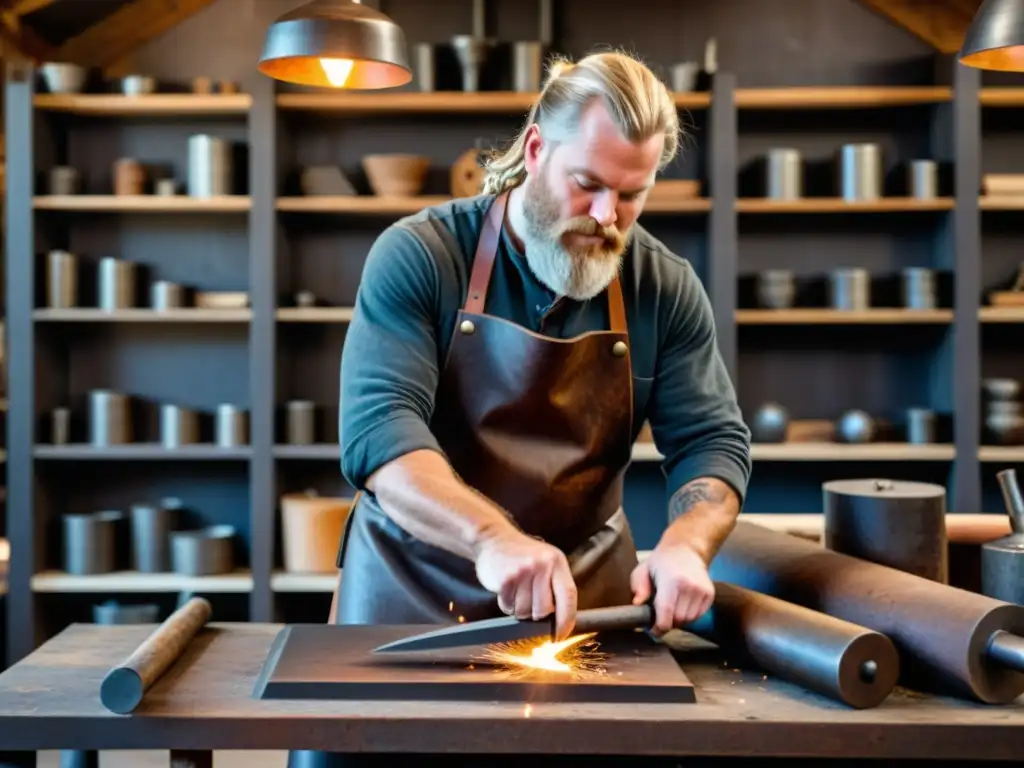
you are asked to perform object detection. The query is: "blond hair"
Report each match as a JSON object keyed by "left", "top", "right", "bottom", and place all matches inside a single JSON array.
[{"left": 482, "top": 50, "right": 681, "bottom": 195}]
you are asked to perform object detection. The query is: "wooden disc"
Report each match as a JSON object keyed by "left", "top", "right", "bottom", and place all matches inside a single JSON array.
[{"left": 450, "top": 148, "right": 485, "bottom": 198}]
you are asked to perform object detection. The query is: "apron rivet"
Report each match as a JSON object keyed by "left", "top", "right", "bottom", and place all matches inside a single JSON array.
[
  {"left": 460, "top": 319, "right": 476, "bottom": 334},
  {"left": 612, "top": 341, "right": 627, "bottom": 357}
]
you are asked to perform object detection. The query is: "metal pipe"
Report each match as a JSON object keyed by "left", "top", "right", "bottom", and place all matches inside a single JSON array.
[
  {"left": 99, "top": 597, "right": 212, "bottom": 714},
  {"left": 709, "top": 520, "right": 1024, "bottom": 704},
  {"left": 997, "top": 469, "right": 1024, "bottom": 534},
  {"left": 686, "top": 582, "right": 899, "bottom": 709}
]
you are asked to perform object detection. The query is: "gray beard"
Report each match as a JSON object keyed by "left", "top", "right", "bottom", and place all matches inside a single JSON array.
[{"left": 519, "top": 223, "right": 623, "bottom": 301}]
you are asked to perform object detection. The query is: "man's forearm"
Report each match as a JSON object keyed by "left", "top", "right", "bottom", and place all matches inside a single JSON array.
[
  {"left": 364, "top": 448, "right": 519, "bottom": 561},
  {"left": 656, "top": 477, "right": 741, "bottom": 563}
]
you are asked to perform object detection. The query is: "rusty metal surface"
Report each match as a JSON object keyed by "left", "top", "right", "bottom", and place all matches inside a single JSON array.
[
  {"left": 823, "top": 478, "right": 949, "bottom": 582},
  {"left": 709, "top": 521, "right": 1024, "bottom": 704},
  {"left": 687, "top": 582, "right": 899, "bottom": 709}
]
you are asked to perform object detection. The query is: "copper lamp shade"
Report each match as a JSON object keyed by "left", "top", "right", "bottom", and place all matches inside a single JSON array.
[
  {"left": 258, "top": 0, "right": 412, "bottom": 89},
  {"left": 959, "top": 0, "right": 1024, "bottom": 71}
]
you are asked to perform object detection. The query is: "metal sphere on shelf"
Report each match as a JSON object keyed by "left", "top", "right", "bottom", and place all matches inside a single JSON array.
[
  {"left": 959, "top": 0, "right": 1024, "bottom": 71},
  {"left": 257, "top": 0, "right": 412, "bottom": 89}
]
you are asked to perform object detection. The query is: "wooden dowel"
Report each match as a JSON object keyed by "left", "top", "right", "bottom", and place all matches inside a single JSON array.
[
  {"left": 741, "top": 513, "right": 1012, "bottom": 545},
  {"left": 99, "top": 597, "right": 212, "bottom": 715}
]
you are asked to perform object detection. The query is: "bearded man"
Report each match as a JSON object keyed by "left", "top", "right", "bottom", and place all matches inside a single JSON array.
[{"left": 330, "top": 49, "right": 751, "bottom": 661}]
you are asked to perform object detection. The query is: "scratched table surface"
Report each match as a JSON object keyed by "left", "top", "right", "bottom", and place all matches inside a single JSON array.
[{"left": 0, "top": 622, "right": 1021, "bottom": 760}]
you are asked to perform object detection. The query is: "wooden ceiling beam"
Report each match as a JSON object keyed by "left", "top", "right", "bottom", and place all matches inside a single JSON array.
[
  {"left": 53, "top": 0, "right": 218, "bottom": 69},
  {"left": 10, "top": 0, "right": 55, "bottom": 17},
  {"left": 0, "top": 5, "right": 54, "bottom": 62},
  {"left": 858, "top": 0, "right": 983, "bottom": 54}
]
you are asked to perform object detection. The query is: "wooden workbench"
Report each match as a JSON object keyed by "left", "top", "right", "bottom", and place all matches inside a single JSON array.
[{"left": 0, "top": 622, "right": 1021, "bottom": 764}]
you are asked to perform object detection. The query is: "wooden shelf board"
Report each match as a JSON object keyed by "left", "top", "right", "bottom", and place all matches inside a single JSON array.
[
  {"left": 979, "top": 446, "right": 1024, "bottom": 462},
  {"left": 737, "top": 197, "right": 953, "bottom": 213},
  {"left": 275, "top": 91, "right": 710, "bottom": 113},
  {"left": 31, "top": 569, "right": 253, "bottom": 593},
  {"left": 276, "top": 195, "right": 450, "bottom": 214},
  {"left": 753, "top": 443, "right": 955, "bottom": 461},
  {"left": 980, "top": 196, "right": 1024, "bottom": 210},
  {"left": 34, "top": 195, "right": 251, "bottom": 212},
  {"left": 276, "top": 195, "right": 710, "bottom": 215},
  {"left": 276, "top": 307, "right": 354, "bottom": 322},
  {"left": 734, "top": 86, "right": 953, "bottom": 109},
  {"left": 980, "top": 307, "right": 1024, "bottom": 323},
  {"left": 33, "top": 93, "right": 252, "bottom": 115},
  {"left": 34, "top": 444, "right": 252, "bottom": 460},
  {"left": 271, "top": 571, "right": 338, "bottom": 593},
  {"left": 34, "top": 308, "right": 251, "bottom": 322},
  {"left": 736, "top": 309, "right": 954, "bottom": 324},
  {"left": 980, "top": 88, "right": 1024, "bottom": 107},
  {"left": 274, "top": 444, "right": 339, "bottom": 459}
]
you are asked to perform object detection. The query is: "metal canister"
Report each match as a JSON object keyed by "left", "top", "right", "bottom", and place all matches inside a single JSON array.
[
  {"left": 49, "top": 166, "right": 78, "bottom": 195},
  {"left": 909, "top": 159, "right": 938, "bottom": 199},
  {"left": 413, "top": 43, "right": 435, "bottom": 92},
  {"left": 902, "top": 267, "right": 936, "bottom": 310},
  {"left": 152, "top": 281, "right": 184, "bottom": 310},
  {"left": 766, "top": 148, "right": 802, "bottom": 200},
  {"left": 512, "top": 41, "right": 544, "bottom": 92},
  {"left": 51, "top": 407, "right": 70, "bottom": 445},
  {"left": 215, "top": 404, "right": 247, "bottom": 447},
  {"left": 829, "top": 268, "right": 870, "bottom": 310},
  {"left": 824, "top": 478, "right": 948, "bottom": 583},
  {"left": 188, "top": 134, "right": 232, "bottom": 197},
  {"left": 89, "top": 389, "right": 130, "bottom": 446},
  {"left": 46, "top": 250, "right": 77, "bottom": 308},
  {"left": 286, "top": 400, "right": 315, "bottom": 445},
  {"left": 906, "top": 408, "right": 936, "bottom": 444},
  {"left": 98, "top": 257, "right": 135, "bottom": 311},
  {"left": 63, "top": 510, "right": 122, "bottom": 575},
  {"left": 839, "top": 143, "right": 882, "bottom": 201},
  {"left": 130, "top": 503, "right": 174, "bottom": 573},
  {"left": 160, "top": 404, "right": 199, "bottom": 448}
]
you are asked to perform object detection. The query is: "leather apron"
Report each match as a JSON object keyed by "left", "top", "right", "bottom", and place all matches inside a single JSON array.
[{"left": 334, "top": 191, "right": 640, "bottom": 626}]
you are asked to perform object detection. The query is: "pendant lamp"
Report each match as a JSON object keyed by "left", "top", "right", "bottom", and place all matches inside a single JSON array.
[
  {"left": 258, "top": 0, "right": 412, "bottom": 89},
  {"left": 959, "top": 0, "right": 1024, "bottom": 71}
]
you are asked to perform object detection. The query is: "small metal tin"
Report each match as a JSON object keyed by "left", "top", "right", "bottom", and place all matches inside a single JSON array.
[
  {"left": 89, "top": 389, "right": 131, "bottom": 446},
  {"left": 909, "top": 159, "right": 938, "bottom": 199},
  {"left": 98, "top": 257, "right": 135, "bottom": 311},
  {"left": 152, "top": 281, "right": 184, "bottom": 310},
  {"left": 286, "top": 400, "right": 316, "bottom": 445},
  {"left": 46, "top": 250, "right": 77, "bottom": 308},
  {"left": 215, "top": 404, "right": 248, "bottom": 447},
  {"left": 160, "top": 404, "right": 199, "bottom": 448}
]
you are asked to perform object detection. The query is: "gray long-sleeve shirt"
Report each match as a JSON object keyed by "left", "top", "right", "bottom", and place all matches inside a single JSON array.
[{"left": 339, "top": 193, "right": 752, "bottom": 508}]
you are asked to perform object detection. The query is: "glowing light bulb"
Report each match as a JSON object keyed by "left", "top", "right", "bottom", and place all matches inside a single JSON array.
[{"left": 320, "top": 58, "right": 355, "bottom": 87}]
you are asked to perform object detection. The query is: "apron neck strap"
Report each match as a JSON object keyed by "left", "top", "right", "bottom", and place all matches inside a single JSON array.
[{"left": 463, "top": 191, "right": 628, "bottom": 334}]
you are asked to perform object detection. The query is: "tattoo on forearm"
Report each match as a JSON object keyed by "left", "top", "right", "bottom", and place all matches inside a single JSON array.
[{"left": 669, "top": 479, "right": 728, "bottom": 523}]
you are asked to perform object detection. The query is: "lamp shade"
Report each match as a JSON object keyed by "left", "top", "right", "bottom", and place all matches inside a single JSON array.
[
  {"left": 959, "top": 0, "right": 1024, "bottom": 71},
  {"left": 258, "top": 0, "right": 412, "bottom": 89}
]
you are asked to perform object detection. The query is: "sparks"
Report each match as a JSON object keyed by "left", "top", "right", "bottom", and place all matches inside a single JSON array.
[{"left": 475, "top": 633, "right": 608, "bottom": 680}]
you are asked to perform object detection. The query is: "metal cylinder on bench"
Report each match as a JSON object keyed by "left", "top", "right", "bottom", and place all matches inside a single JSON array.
[
  {"left": 823, "top": 478, "right": 949, "bottom": 583},
  {"left": 982, "top": 469, "right": 1024, "bottom": 605},
  {"left": 709, "top": 520, "right": 1024, "bottom": 704},
  {"left": 685, "top": 582, "right": 899, "bottom": 709}
]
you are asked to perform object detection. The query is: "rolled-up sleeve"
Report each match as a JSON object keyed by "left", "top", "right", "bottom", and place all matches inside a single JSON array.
[
  {"left": 648, "top": 261, "right": 752, "bottom": 506},
  {"left": 339, "top": 223, "right": 445, "bottom": 490}
]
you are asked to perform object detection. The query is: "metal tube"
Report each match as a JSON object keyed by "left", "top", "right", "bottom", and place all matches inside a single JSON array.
[
  {"left": 829, "top": 268, "right": 869, "bottom": 310},
  {"left": 902, "top": 267, "right": 936, "bottom": 310},
  {"left": 709, "top": 520, "right": 1024, "bottom": 704},
  {"left": 51, "top": 407, "right": 70, "bottom": 445},
  {"left": 286, "top": 400, "right": 315, "bottom": 445},
  {"left": 906, "top": 408, "right": 936, "bottom": 445},
  {"left": 512, "top": 41, "right": 544, "bottom": 92},
  {"left": 909, "top": 159, "right": 938, "bottom": 199},
  {"left": 839, "top": 143, "right": 882, "bottom": 201},
  {"left": 131, "top": 503, "right": 174, "bottom": 573},
  {"left": 46, "top": 250, "right": 77, "bottom": 308},
  {"left": 823, "top": 478, "right": 948, "bottom": 583},
  {"left": 215, "top": 404, "right": 247, "bottom": 447},
  {"left": 98, "top": 257, "right": 135, "bottom": 311},
  {"left": 685, "top": 582, "right": 899, "bottom": 709},
  {"left": 89, "top": 389, "right": 130, "bottom": 446},
  {"left": 188, "top": 134, "right": 232, "bottom": 197},
  {"left": 997, "top": 468, "right": 1024, "bottom": 534},
  {"left": 99, "top": 597, "right": 212, "bottom": 714},
  {"left": 766, "top": 149, "right": 802, "bottom": 200},
  {"left": 160, "top": 404, "right": 199, "bottom": 448}
]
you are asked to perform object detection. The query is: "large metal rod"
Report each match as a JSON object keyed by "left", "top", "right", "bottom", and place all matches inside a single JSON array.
[
  {"left": 99, "top": 597, "right": 212, "bottom": 714},
  {"left": 686, "top": 582, "right": 899, "bottom": 709},
  {"left": 709, "top": 521, "right": 1024, "bottom": 704},
  {"left": 996, "top": 469, "right": 1024, "bottom": 534}
]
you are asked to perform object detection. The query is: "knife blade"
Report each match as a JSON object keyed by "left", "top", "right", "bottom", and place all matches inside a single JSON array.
[{"left": 371, "top": 602, "right": 654, "bottom": 653}]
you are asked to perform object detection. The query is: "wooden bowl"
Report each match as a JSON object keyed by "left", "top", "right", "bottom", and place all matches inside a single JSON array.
[{"left": 362, "top": 153, "right": 430, "bottom": 197}]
